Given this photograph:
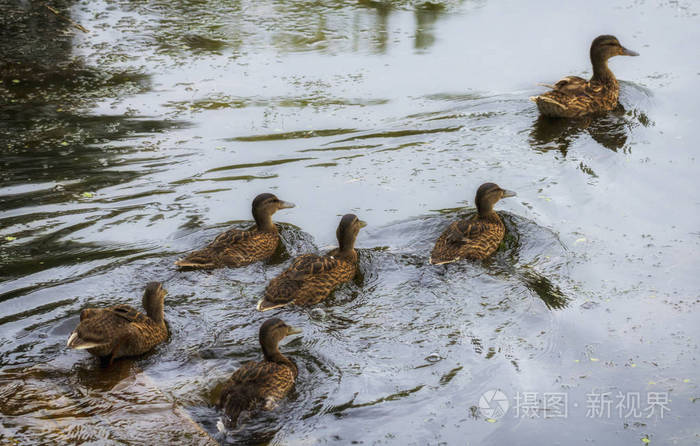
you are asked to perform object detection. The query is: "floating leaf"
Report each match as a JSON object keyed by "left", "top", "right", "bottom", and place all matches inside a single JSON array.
[
  {"left": 575, "top": 237, "right": 587, "bottom": 243},
  {"left": 4, "top": 236, "right": 16, "bottom": 241},
  {"left": 486, "top": 418, "right": 496, "bottom": 423},
  {"left": 81, "top": 192, "right": 94, "bottom": 198},
  {"left": 60, "top": 141, "right": 69, "bottom": 146},
  {"left": 683, "top": 379, "right": 690, "bottom": 383},
  {"left": 12, "top": 79, "right": 20, "bottom": 84},
  {"left": 641, "top": 437, "right": 650, "bottom": 444},
  {"left": 590, "top": 358, "right": 600, "bottom": 362},
  {"left": 574, "top": 359, "right": 580, "bottom": 363},
  {"left": 630, "top": 363, "right": 637, "bottom": 368}
]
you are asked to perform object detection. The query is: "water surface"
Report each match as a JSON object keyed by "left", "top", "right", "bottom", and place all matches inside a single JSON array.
[{"left": 1, "top": 0, "right": 699, "bottom": 444}]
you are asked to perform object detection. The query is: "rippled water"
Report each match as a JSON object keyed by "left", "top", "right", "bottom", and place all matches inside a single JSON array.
[{"left": 1, "top": 0, "right": 699, "bottom": 444}]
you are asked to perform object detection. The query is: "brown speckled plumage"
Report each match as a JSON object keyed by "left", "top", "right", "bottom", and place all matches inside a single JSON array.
[
  {"left": 430, "top": 183, "right": 516, "bottom": 265},
  {"left": 217, "top": 318, "right": 301, "bottom": 427},
  {"left": 257, "top": 214, "right": 366, "bottom": 311},
  {"left": 66, "top": 282, "right": 168, "bottom": 364},
  {"left": 175, "top": 193, "right": 295, "bottom": 269},
  {"left": 531, "top": 35, "right": 639, "bottom": 118}
]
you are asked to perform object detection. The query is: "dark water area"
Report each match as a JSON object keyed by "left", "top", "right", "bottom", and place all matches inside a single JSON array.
[{"left": 1, "top": 0, "right": 699, "bottom": 444}]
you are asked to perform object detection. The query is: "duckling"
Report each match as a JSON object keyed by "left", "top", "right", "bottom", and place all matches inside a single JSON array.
[
  {"left": 531, "top": 35, "right": 639, "bottom": 118},
  {"left": 430, "top": 183, "right": 516, "bottom": 265},
  {"left": 217, "top": 318, "right": 301, "bottom": 427},
  {"left": 67, "top": 282, "right": 168, "bottom": 364},
  {"left": 257, "top": 214, "right": 366, "bottom": 311},
  {"left": 175, "top": 193, "right": 295, "bottom": 269}
]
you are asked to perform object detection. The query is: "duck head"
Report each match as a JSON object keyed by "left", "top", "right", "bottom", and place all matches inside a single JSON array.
[
  {"left": 259, "top": 318, "right": 302, "bottom": 360},
  {"left": 142, "top": 281, "right": 167, "bottom": 323},
  {"left": 590, "top": 35, "right": 639, "bottom": 62},
  {"left": 336, "top": 213, "right": 367, "bottom": 252},
  {"left": 475, "top": 183, "right": 516, "bottom": 215},
  {"left": 252, "top": 193, "right": 295, "bottom": 230}
]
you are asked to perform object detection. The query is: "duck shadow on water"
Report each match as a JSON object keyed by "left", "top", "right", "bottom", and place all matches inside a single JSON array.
[
  {"left": 528, "top": 103, "right": 653, "bottom": 159},
  {"left": 70, "top": 357, "right": 138, "bottom": 391},
  {"left": 490, "top": 214, "right": 570, "bottom": 310}
]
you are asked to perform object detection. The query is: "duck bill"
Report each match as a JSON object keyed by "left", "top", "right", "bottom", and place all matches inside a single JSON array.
[
  {"left": 278, "top": 200, "right": 296, "bottom": 209},
  {"left": 287, "top": 326, "right": 303, "bottom": 335},
  {"left": 621, "top": 46, "right": 639, "bottom": 56},
  {"left": 358, "top": 220, "right": 367, "bottom": 228},
  {"left": 502, "top": 189, "right": 517, "bottom": 198}
]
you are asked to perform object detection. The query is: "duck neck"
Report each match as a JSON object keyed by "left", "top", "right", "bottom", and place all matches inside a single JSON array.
[
  {"left": 253, "top": 210, "right": 275, "bottom": 232},
  {"left": 144, "top": 297, "right": 164, "bottom": 324},
  {"left": 591, "top": 56, "right": 615, "bottom": 84},
  {"left": 262, "top": 344, "right": 297, "bottom": 374},
  {"left": 476, "top": 201, "right": 494, "bottom": 217},
  {"left": 337, "top": 235, "right": 356, "bottom": 257}
]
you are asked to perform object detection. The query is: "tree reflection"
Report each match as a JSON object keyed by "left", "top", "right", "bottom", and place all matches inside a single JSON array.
[
  {"left": 414, "top": 3, "right": 444, "bottom": 51},
  {"left": 0, "top": 0, "right": 189, "bottom": 287}
]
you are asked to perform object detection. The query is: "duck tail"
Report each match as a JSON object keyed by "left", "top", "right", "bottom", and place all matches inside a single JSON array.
[
  {"left": 174, "top": 258, "right": 215, "bottom": 269},
  {"left": 538, "top": 96, "right": 565, "bottom": 108},
  {"left": 531, "top": 95, "right": 568, "bottom": 117},
  {"left": 429, "top": 256, "right": 458, "bottom": 266},
  {"left": 218, "top": 385, "right": 259, "bottom": 428},
  {"left": 255, "top": 298, "right": 288, "bottom": 312},
  {"left": 66, "top": 332, "right": 108, "bottom": 350}
]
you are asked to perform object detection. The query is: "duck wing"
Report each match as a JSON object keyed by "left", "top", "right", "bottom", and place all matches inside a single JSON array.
[
  {"left": 109, "top": 304, "right": 148, "bottom": 323},
  {"left": 258, "top": 253, "right": 347, "bottom": 310},
  {"left": 208, "top": 228, "right": 251, "bottom": 248},
  {"left": 285, "top": 253, "right": 342, "bottom": 281},
  {"left": 228, "top": 361, "right": 293, "bottom": 387},
  {"left": 175, "top": 228, "right": 260, "bottom": 268},
  {"left": 549, "top": 76, "right": 588, "bottom": 94},
  {"left": 532, "top": 76, "right": 604, "bottom": 118},
  {"left": 430, "top": 218, "right": 496, "bottom": 265},
  {"left": 444, "top": 219, "right": 489, "bottom": 244},
  {"left": 67, "top": 305, "right": 145, "bottom": 350}
]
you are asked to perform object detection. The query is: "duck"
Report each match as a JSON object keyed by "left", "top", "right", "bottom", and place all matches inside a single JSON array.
[
  {"left": 257, "top": 214, "right": 366, "bottom": 311},
  {"left": 174, "top": 193, "right": 295, "bottom": 269},
  {"left": 67, "top": 282, "right": 168, "bottom": 364},
  {"left": 430, "top": 183, "right": 516, "bottom": 265},
  {"left": 530, "top": 35, "right": 639, "bottom": 118},
  {"left": 217, "top": 318, "right": 301, "bottom": 427}
]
